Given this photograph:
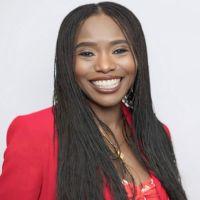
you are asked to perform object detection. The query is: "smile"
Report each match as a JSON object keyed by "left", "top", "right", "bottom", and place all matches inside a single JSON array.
[{"left": 90, "top": 78, "right": 123, "bottom": 93}]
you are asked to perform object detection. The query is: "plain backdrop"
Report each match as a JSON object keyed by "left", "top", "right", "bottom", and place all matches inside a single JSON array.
[{"left": 0, "top": 0, "right": 199, "bottom": 199}]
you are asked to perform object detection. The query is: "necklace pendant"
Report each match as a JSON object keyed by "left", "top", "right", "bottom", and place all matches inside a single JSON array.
[
  {"left": 122, "top": 179, "right": 129, "bottom": 185},
  {"left": 117, "top": 149, "right": 124, "bottom": 160},
  {"left": 120, "top": 152, "right": 124, "bottom": 160}
]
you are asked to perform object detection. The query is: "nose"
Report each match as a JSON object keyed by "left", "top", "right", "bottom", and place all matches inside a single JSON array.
[{"left": 94, "top": 52, "right": 116, "bottom": 73}]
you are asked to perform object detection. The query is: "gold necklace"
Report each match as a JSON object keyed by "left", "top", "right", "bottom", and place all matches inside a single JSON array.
[
  {"left": 100, "top": 118, "right": 127, "bottom": 160},
  {"left": 101, "top": 132, "right": 125, "bottom": 160},
  {"left": 100, "top": 123, "right": 146, "bottom": 187}
]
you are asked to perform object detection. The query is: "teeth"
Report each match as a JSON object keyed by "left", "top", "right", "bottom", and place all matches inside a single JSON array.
[{"left": 91, "top": 78, "right": 121, "bottom": 89}]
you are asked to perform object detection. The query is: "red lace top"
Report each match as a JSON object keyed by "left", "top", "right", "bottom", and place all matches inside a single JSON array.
[
  {"left": 103, "top": 171, "right": 169, "bottom": 200},
  {"left": 123, "top": 173, "right": 169, "bottom": 199}
]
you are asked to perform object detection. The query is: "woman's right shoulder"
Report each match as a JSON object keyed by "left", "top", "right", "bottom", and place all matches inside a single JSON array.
[
  {"left": 0, "top": 106, "right": 57, "bottom": 199},
  {"left": 6, "top": 106, "right": 56, "bottom": 147}
]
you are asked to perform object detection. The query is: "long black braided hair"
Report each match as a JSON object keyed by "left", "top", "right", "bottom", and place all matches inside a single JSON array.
[{"left": 52, "top": 1, "right": 187, "bottom": 199}]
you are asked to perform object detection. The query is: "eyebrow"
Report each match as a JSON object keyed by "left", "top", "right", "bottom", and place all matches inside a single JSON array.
[{"left": 75, "top": 39, "right": 128, "bottom": 49}]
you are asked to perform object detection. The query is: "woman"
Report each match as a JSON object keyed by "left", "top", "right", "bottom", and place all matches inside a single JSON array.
[{"left": 0, "top": 1, "right": 187, "bottom": 200}]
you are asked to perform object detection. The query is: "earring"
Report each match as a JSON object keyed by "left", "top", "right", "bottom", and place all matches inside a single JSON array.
[{"left": 122, "top": 87, "right": 134, "bottom": 109}]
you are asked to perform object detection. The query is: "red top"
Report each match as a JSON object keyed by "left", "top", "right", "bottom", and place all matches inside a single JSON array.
[
  {"left": 103, "top": 171, "right": 169, "bottom": 200},
  {"left": 0, "top": 102, "right": 170, "bottom": 199}
]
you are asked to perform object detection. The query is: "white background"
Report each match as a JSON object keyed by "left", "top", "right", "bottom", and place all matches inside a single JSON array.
[{"left": 0, "top": 0, "right": 199, "bottom": 199}]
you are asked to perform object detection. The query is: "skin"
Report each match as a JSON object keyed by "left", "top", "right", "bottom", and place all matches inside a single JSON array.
[
  {"left": 74, "top": 13, "right": 137, "bottom": 130},
  {"left": 74, "top": 13, "right": 149, "bottom": 185}
]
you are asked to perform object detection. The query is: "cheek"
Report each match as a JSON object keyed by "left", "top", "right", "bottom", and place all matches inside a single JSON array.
[
  {"left": 74, "top": 59, "right": 93, "bottom": 90},
  {"left": 120, "top": 56, "right": 137, "bottom": 88},
  {"left": 118, "top": 55, "right": 137, "bottom": 75},
  {"left": 74, "top": 59, "right": 81, "bottom": 75},
  {"left": 74, "top": 59, "right": 89, "bottom": 81}
]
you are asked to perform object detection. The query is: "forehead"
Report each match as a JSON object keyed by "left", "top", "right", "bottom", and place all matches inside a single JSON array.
[{"left": 75, "top": 13, "right": 126, "bottom": 42}]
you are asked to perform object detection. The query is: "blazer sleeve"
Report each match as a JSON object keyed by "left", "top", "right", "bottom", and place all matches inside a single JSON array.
[{"left": 0, "top": 116, "right": 43, "bottom": 200}]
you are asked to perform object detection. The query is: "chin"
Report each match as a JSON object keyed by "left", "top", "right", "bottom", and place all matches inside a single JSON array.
[{"left": 89, "top": 98, "right": 122, "bottom": 108}]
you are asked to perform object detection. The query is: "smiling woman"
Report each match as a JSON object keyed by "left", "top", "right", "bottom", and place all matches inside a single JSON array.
[
  {"left": 74, "top": 13, "right": 137, "bottom": 109},
  {"left": 0, "top": 1, "right": 187, "bottom": 200}
]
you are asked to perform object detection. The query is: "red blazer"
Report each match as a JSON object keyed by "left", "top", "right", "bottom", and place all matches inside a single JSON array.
[{"left": 0, "top": 103, "right": 171, "bottom": 200}]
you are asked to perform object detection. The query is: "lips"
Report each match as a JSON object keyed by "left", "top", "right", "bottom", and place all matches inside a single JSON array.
[
  {"left": 91, "top": 78, "right": 121, "bottom": 88},
  {"left": 89, "top": 77, "right": 123, "bottom": 94}
]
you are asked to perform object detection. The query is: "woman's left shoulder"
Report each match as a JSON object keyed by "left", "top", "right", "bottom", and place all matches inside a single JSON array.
[{"left": 161, "top": 122, "right": 171, "bottom": 140}]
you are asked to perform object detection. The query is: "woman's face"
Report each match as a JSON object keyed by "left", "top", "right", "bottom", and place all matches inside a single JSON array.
[{"left": 74, "top": 13, "right": 137, "bottom": 108}]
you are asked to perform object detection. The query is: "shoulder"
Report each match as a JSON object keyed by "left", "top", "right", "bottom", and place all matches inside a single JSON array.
[
  {"left": 161, "top": 122, "right": 171, "bottom": 140},
  {"left": 6, "top": 106, "right": 55, "bottom": 148},
  {"left": 0, "top": 106, "right": 56, "bottom": 199},
  {"left": 12, "top": 106, "right": 54, "bottom": 128}
]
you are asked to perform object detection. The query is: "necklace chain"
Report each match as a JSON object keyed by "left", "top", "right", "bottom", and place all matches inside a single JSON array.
[
  {"left": 100, "top": 117, "right": 127, "bottom": 160},
  {"left": 100, "top": 118, "right": 145, "bottom": 185}
]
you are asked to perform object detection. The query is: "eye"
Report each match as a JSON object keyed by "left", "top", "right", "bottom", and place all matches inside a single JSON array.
[
  {"left": 78, "top": 51, "right": 94, "bottom": 57},
  {"left": 113, "top": 48, "right": 128, "bottom": 54}
]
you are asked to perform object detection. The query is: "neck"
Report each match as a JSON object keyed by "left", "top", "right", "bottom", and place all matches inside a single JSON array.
[{"left": 89, "top": 102, "right": 123, "bottom": 132}]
